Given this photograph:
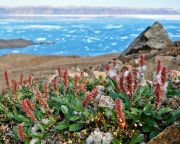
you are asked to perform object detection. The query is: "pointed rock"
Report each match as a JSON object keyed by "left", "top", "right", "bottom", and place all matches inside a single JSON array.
[{"left": 122, "top": 22, "right": 172, "bottom": 55}]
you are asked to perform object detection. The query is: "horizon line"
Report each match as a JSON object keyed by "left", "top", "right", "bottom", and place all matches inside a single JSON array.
[{"left": 0, "top": 5, "right": 179, "bottom": 10}]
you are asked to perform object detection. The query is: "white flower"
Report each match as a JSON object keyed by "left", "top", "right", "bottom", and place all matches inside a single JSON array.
[
  {"left": 102, "top": 132, "right": 113, "bottom": 144},
  {"left": 107, "top": 69, "right": 117, "bottom": 78},
  {"left": 86, "top": 135, "right": 94, "bottom": 144},
  {"left": 86, "top": 128, "right": 113, "bottom": 144},
  {"left": 134, "top": 123, "right": 138, "bottom": 127},
  {"left": 96, "top": 85, "right": 105, "bottom": 95},
  {"left": 42, "top": 118, "right": 49, "bottom": 125},
  {"left": 136, "top": 66, "right": 146, "bottom": 80},
  {"left": 31, "top": 124, "right": 39, "bottom": 134},
  {"left": 136, "top": 71, "right": 141, "bottom": 79},
  {"left": 123, "top": 70, "right": 129, "bottom": 77},
  {"left": 30, "top": 138, "right": 38, "bottom": 144},
  {"left": 155, "top": 73, "right": 162, "bottom": 85},
  {"left": 142, "top": 65, "right": 147, "bottom": 71},
  {"left": 96, "top": 85, "right": 105, "bottom": 101},
  {"left": 73, "top": 111, "right": 78, "bottom": 115},
  {"left": 41, "top": 140, "right": 46, "bottom": 144},
  {"left": 163, "top": 82, "right": 168, "bottom": 92}
]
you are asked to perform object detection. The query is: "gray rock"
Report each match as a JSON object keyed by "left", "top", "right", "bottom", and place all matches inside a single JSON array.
[
  {"left": 97, "top": 95, "right": 115, "bottom": 109},
  {"left": 122, "top": 22, "right": 172, "bottom": 55}
]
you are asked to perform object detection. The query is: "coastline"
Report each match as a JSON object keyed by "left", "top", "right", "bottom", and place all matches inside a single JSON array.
[{"left": 3, "top": 14, "right": 180, "bottom": 20}]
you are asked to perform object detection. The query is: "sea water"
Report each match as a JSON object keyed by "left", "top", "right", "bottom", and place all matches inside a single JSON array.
[{"left": 0, "top": 16, "right": 180, "bottom": 56}]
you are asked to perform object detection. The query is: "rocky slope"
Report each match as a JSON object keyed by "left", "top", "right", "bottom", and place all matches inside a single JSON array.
[
  {"left": 119, "top": 22, "right": 180, "bottom": 80},
  {"left": 0, "top": 54, "right": 119, "bottom": 89}
]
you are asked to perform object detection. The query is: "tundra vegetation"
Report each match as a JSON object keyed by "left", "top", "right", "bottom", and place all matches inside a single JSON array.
[{"left": 0, "top": 54, "right": 179, "bottom": 144}]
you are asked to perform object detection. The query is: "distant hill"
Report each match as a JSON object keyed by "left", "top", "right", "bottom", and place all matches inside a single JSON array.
[{"left": 0, "top": 7, "right": 179, "bottom": 15}]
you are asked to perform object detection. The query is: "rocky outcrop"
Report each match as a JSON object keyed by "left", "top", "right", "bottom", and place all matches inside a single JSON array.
[
  {"left": 122, "top": 22, "right": 172, "bottom": 55},
  {"left": 0, "top": 39, "right": 32, "bottom": 49},
  {"left": 148, "top": 122, "right": 180, "bottom": 144},
  {"left": 0, "top": 39, "right": 55, "bottom": 49}
]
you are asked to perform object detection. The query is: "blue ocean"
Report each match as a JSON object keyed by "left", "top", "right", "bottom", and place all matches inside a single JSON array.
[{"left": 0, "top": 16, "right": 180, "bottom": 56}]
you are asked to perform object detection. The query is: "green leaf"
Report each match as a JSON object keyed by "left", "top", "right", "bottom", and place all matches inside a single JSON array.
[
  {"left": 112, "top": 139, "right": 122, "bottom": 144},
  {"left": 69, "top": 123, "right": 83, "bottom": 132},
  {"left": 61, "top": 97, "right": 70, "bottom": 105},
  {"left": 70, "top": 115, "right": 81, "bottom": 121},
  {"left": 149, "top": 130, "right": 160, "bottom": 139},
  {"left": 61, "top": 105, "right": 69, "bottom": 114},
  {"left": 51, "top": 97, "right": 62, "bottom": 103},
  {"left": 133, "top": 87, "right": 148, "bottom": 103},
  {"left": 129, "top": 134, "right": 144, "bottom": 144},
  {"left": 13, "top": 126, "right": 18, "bottom": 138},
  {"left": 71, "top": 98, "right": 84, "bottom": 112},
  {"left": 56, "top": 121, "right": 69, "bottom": 131},
  {"left": 35, "top": 111, "right": 44, "bottom": 121},
  {"left": 157, "top": 108, "right": 172, "bottom": 115},
  {"left": 48, "top": 116, "right": 56, "bottom": 126},
  {"left": 142, "top": 125, "right": 153, "bottom": 133},
  {"left": 130, "top": 108, "right": 140, "bottom": 115},
  {"left": 155, "top": 107, "right": 172, "bottom": 120},
  {"left": 109, "top": 90, "right": 130, "bottom": 106},
  {"left": 144, "top": 117, "right": 157, "bottom": 127},
  {"left": 137, "top": 86, "right": 151, "bottom": 96},
  {"left": 167, "top": 110, "right": 180, "bottom": 124},
  {"left": 40, "top": 107, "right": 46, "bottom": 113},
  {"left": 13, "top": 114, "right": 31, "bottom": 122},
  {"left": 37, "top": 123, "right": 45, "bottom": 133},
  {"left": 83, "top": 109, "right": 90, "bottom": 117},
  {"left": 0, "top": 105, "right": 4, "bottom": 112},
  {"left": 143, "top": 104, "right": 154, "bottom": 116},
  {"left": 29, "top": 133, "right": 44, "bottom": 138}
]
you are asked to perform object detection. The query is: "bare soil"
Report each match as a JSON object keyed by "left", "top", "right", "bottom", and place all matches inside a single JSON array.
[{"left": 0, "top": 53, "right": 119, "bottom": 89}]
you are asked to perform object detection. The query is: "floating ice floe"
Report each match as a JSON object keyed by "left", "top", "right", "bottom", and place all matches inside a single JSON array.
[
  {"left": 71, "top": 25, "right": 86, "bottom": 28},
  {"left": 65, "top": 35, "right": 71, "bottom": 38},
  {"left": 33, "top": 48, "right": 38, "bottom": 51},
  {"left": 105, "top": 24, "right": 123, "bottom": 29},
  {"left": 24, "top": 25, "right": 63, "bottom": 29},
  {"left": 120, "top": 36, "right": 128, "bottom": 40},
  {"left": 94, "top": 31, "right": 101, "bottom": 34},
  {"left": 35, "top": 37, "right": 47, "bottom": 41},
  {"left": 68, "top": 30, "right": 76, "bottom": 33},
  {"left": 12, "top": 50, "right": 20, "bottom": 54},
  {"left": 130, "top": 34, "right": 138, "bottom": 37},
  {"left": 111, "top": 42, "right": 117, "bottom": 46}
]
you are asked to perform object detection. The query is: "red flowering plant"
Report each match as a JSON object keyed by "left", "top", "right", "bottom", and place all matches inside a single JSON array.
[
  {"left": 0, "top": 54, "right": 179, "bottom": 144},
  {"left": 153, "top": 60, "right": 169, "bottom": 107}
]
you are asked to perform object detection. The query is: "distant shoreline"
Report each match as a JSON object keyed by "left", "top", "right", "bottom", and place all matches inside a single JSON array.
[{"left": 3, "top": 14, "right": 180, "bottom": 20}]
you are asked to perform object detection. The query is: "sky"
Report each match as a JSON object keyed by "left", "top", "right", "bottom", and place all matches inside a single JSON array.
[{"left": 0, "top": 0, "right": 179, "bottom": 10}]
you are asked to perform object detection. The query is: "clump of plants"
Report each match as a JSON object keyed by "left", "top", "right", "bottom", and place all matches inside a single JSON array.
[{"left": 0, "top": 54, "right": 179, "bottom": 144}]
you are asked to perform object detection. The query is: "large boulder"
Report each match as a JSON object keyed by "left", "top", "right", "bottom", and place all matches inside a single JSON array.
[
  {"left": 122, "top": 22, "right": 172, "bottom": 55},
  {"left": 148, "top": 122, "right": 180, "bottom": 144}
]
